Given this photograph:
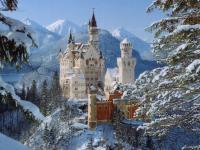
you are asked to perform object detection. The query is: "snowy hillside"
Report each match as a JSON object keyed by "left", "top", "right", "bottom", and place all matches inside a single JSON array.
[
  {"left": 0, "top": 133, "right": 28, "bottom": 150},
  {"left": 112, "top": 28, "right": 153, "bottom": 60}
]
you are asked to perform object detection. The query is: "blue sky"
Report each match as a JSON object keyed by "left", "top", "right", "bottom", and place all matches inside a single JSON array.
[{"left": 5, "top": 0, "right": 164, "bottom": 42}]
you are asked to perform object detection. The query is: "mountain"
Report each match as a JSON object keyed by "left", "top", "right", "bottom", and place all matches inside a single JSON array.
[
  {"left": 112, "top": 28, "right": 153, "bottom": 60},
  {"left": 46, "top": 19, "right": 81, "bottom": 36},
  {"left": 22, "top": 18, "right": 61, "bottom": 49},
  {"left": 1, "top": 19, "right": 162, "bottom": 86}
]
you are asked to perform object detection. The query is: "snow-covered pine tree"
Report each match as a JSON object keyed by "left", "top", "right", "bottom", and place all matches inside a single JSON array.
[
  {"left": 147, "top": 0, "right": 200, "bottom": 65},
  {"left": 20, "top": 83, "right": 26, "bottom": 100},
  {"left": 0, "top": 0, "right": 37, "bottom": 68},
  {"left": 43, "top": 123, "right": 50, "bottom": 149},
  {"left": 143, "top": 0, "right": 200, "bottom": 136},
  {"left": 115, "top": 0, "right": 200, "bottom": 148},
  {"left": 40, "top": 80, "right": 49, "bottom": 116},
  {"left": 50, "top": 71, "right": 62, "bottom": 110},
  {"left": 86, "top": 136, "right": 94, "bottom": 150},
  {"left": 30, "top": 80, "right": 38, "bottom": 105}
]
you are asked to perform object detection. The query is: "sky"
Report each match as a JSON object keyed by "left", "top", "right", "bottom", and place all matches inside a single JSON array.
[{"left": 5, "top": 0, "right": 164, "bottom": 42}]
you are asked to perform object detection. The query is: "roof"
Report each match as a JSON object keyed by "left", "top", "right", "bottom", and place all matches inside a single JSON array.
[
  {"left": 90, "top": 11, "right": 97, "bottom": 27},
  {"left": 121, "top": 38, "right": 131, "bottom": 44}
]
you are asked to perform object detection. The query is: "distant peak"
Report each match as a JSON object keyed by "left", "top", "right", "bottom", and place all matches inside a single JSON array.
[{"left": 22, "top": 18, "right": 36, "bottom": 25}]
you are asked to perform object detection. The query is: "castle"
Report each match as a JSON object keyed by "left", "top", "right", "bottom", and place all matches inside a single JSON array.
[
  {"left": 59, "top": 12, "right": 138, "bottom": 129},
  {"left": 59, "top": 12, "right": 105, "bottom": 99}
]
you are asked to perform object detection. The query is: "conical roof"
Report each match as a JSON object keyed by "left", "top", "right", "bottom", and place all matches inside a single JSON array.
[{"left": 90, "top": 11, "right": 97, "bottom": 27}]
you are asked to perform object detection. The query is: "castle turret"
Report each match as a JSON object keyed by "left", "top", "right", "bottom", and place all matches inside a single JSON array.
[
  {"left": 88, "top": 10, "right": 99, "bottom": 49},
  {"left": 88, "top": 86, "right": 97, "bottom": 130},
  {"left": 67, "top": 30, "right": 75, "bottom": 50},
  {"left": 117, "top": 38, "right": 136, "bottom": 84}
]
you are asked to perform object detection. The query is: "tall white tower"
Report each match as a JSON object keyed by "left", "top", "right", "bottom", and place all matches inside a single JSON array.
[
  {"left": 88, "top": 10, "right": 99, "bottom": 49},
  {"left": 117, "top": 38, "right": 136, "bottom": 84}
]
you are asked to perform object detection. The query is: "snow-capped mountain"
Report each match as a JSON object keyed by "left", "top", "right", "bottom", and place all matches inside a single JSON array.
[
  {"left": 112, "top": 28, "right": 153, "bottom": 60},
  {"left": 22, "top": 18, "right": 61, "bottom": 49},
  {"left": 46, "top": 19, "right": 81, "bottom": 36}
]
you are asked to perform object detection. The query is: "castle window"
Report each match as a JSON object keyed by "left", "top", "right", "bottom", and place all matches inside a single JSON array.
[
  {"left": 75, "top": 87, "right": 78, "bottom": 90},
  {"left": 86, "top": 60, "right": 89, "bottom": 65},
  {"left": 128, "top": 62, "right": 130, "bottom": 66}
]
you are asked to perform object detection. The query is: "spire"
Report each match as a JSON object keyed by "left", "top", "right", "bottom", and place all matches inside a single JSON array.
[
  {"left": 68, "top": 30, "right": 74, "bottom": 44},
  {"left": 90, "top": 8, "right": 97, "bottom": 27}
]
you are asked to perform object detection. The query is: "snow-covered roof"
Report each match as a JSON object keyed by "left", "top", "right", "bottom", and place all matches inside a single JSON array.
[{"left": 121, "top": 38, "right": 131, "bottom": 44}]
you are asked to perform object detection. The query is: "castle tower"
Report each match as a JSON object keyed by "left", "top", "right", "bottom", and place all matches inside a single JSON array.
[
  {"left": 88, "top": 86, "right": 97, "bottom": 130},
  {"left": 88, "top": 10, "right": 99, "bottom": 49},
  {"left": 67, "top": 30, "right": 75, "bottom": 50},
  {"left": 117, "top": 38, "right": 136, "bottom": 84}
]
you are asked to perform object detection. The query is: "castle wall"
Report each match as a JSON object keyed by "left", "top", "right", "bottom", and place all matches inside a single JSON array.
[{"left": 96, "top": 101, "right": 113, "bottom": 122}]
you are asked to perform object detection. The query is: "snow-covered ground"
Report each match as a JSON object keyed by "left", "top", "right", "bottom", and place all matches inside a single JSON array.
[
  {"left": 0, "top": 133, "right": 28, "bottom": 150},
  {"left": 0, "top": 77, "right": 45, "bottom": 121},
  {"left": 68, "top": 124, "right": 115, "bottom": 150}
]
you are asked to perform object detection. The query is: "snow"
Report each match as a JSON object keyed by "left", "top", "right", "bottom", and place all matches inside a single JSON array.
[
  {"left": 68, "top": 124, "right": 116, "bottom": 150},
  {"left": 0, "top": 77, "right": 45, "bottom": 121},
  {"left": 186, "top": 59, "right": 200, "bottom": 73},
  {"left": 173, "top": 43, "right": 188, "bottom": 55},
  {"left": 0, "top": 14, "right": 37, "bottom": 50},
  {"left": 46, "top": 19, "right": 81, "bottom": 36},
  {"left": 0, "top": 133, "right": 28, "bottom": 150},
  {"left": 121, "top": 38, "right": 131, "bottom": 44},
  {"left": 122, "top": 119, "right": 145, "bottom": 126},
  {"left": 175, "top": 24, "right": 200, "bottom": 33},
  {"left": 72, "top": 122, "right": 88, "bottom": 130}
]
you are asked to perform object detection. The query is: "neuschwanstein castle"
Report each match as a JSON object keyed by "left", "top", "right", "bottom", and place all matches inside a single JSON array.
[{"left": 59, "top": 12, "right": 136, "bottom": 99}]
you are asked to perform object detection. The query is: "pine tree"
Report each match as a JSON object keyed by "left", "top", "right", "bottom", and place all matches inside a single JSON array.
[
  {"left": 49, "top": 127, "right": 56, "bottom": 145},
  {"left": 86, "top": 136, "right": 94, "bottom": 150},
  {"left": 30, "top": 80, "right": 38, "bottom": 105},
  {"left": 113, "top": 109, "right": 124, "bottom": 150},
  {"left": 50, "top": 71, "right": 62, "bottom": 110},
  {"left": 118, "top": 0, "right": 200, "bottom": 145},
  {"left": 0, "top": 0, "right": 37, "bottom": 68},
  {"left": 40, "top": 80, "right": 49, "bottom": 116},
  {"left": 147, "top": 0, "right": 200, "bottom": 65},
  {"left": 43, "top": 123, "right": 49, "bottom": 149},
  {"left": 26, "top": 86, "right": 30, "bottom": 100}
]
